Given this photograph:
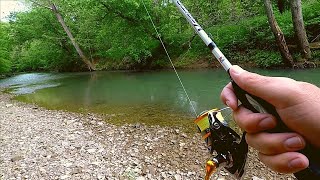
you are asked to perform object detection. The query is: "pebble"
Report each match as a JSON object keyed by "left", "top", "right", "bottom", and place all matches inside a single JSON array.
[
  {"left": 252, "top": 176, "right": 264, "bottom": 180},
  {"left": 87, "top": 148, "right": 96, "bottom": 153},
  {"left": 0, "top": 92, "right": 295, "bottom": 180},
  {"left": 60, "top": 175, "right": 70, "bottom": 179},
  {"left": 64, "top": 162, "right": 73, "bottom": 167},
  {"left": 174, "top": 174, "right": 182, "bottom": 180},
  {"left": 10, "top": 155, "right": 23, "bottom": 162}
]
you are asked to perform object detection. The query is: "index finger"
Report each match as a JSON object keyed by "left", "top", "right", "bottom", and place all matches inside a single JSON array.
[
  {"left": 230, "top": 66, "right": 304, "bottom": 109},
  {"left": 220, "top": 82, "right": 238, "bottom": 110}
]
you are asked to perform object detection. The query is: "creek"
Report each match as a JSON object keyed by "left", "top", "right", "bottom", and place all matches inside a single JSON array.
[{"left": 1, "top": 69, "right": 320, "bottom": 130}]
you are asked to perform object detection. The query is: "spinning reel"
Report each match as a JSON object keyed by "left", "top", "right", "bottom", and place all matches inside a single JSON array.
[{"left": 194, "top": 108, "right": 248, "bottom": 179}]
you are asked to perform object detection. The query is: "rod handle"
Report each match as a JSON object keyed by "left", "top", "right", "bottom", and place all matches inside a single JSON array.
[{"left": 231, "top": 81, "right": 320, "bottom": 179}]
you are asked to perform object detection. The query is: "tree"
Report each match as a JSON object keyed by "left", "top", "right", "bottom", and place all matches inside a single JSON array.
[
  {"left": 9, "top": 7, "right": 79, "bottom": 71},
  {"left": 0, "top": 23, "right": 12, "bottom": 73},
  {"left": 264, "top": 0, "right": 294, "bottom": 67},
  {"left": 30, "top": 0, "right": 96, "bottom": 71},
  {"left": 49, "top": 2, "right": 95, "bottom": 70},
  {"left": 289, "top": 0, "right": 311, "bottom": 59}
]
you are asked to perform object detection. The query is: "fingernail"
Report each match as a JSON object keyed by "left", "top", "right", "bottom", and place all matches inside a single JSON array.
[
  {"left": 258, "top": 117, "right": 275, "bottom": 130},
  {"left": 231, "top": 65, "right": 245, "bottom": 75},
  {"left": 226, "top": 101, "right": 231, "bottom": 107},
  {"left": 289, "top": 158, "right": 306, "bottom": 169},
  {"left": 285, "top": 137, "right": 304, "bottom": 150},
  {"left": 226, "top": 101, "right": 236, "bottom": 111}
]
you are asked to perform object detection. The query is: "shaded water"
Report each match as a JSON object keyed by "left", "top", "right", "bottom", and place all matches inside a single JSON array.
[{"left": 1, "top": 69, "right": 320, "bottom": 130}]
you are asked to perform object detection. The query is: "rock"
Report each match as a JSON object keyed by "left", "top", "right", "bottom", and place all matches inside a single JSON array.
[
  {"left": 170, "top": 160, "right": 179, "bottom": 167},
  {"left": 60, "top": 175, "right": 70, "bottom": 179},
  {"left": 134, "top": 123, "right": 141, "bottom": 128},
  {"left": 252, "top": 176, "right": 264, "bottom": 180},
  {"left": 148, "top": 165, "right": 156, "bottom": 175},
  {"left": 134, "top": 167, "right": 142, "bottom": 174},
  {"left": 147, "top": 174, "right": 152, "bottom": 179},
  {"left": 220, "top": 170, "right": 228, "bottom": 176},
  {"left": 132, "top": 160, "right": 139, "bottom": 166},
  {"left": 10, "top": 155, "right": 23, "bottom": 162},
  {"left": 87, "top": 148, "right": 96, "bottom": 153},
  {"left": 39, "top": 167, "right": 46, "bottom": 174},
  {"left": 71, "top": 167, "right": 82, "bottom": 174},
  {"left": 64, "top": 162, "right": 73, "bottom": 167},
  {"left": 141, "top": 165, "right": 147, "bottom": 175},
  {"left": 171, "top": 140, "right": 177, "bottom": 144},
  {"left": 91, "top": 161, "right": 100, "bottom": 166},
  {"left": 136, "top": 177, "right": 145, "bottom": 180},
  {"left": 97, "top": 174, "right": 104, "bottom": 179},
  {"left": 0, "top": 92, "right": 296, "bottom": 180},
  {"left": 161, "top": 172, "right": 167, "bottom": 178},
  {"left": 5, "top": 104, "right": 13, "bottom": 107},
  {"left": 98, "top": 148, "right": 104, "bottom": 153},
  {"left": 174, "top": 174, "right": 182, "bottom": 180},
  {"left": 217, "top": 177, "right": 226, "bottom": 180},
  {"left": 181, "top": 133, "right": 188, "bottom": 138}
]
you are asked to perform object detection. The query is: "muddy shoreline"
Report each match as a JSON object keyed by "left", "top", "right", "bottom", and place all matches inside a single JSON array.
[{"left": 0, "top": 92, "right": 295, "bottom": 179}]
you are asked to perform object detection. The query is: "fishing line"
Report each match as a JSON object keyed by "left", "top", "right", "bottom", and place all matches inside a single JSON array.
[{"left": 141, "top": 0, "right": 198, "bottom": 117}]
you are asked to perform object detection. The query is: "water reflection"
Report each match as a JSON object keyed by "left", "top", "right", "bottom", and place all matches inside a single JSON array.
[{"left": 1, "top": 69, "right": 320, "bottom": 126}]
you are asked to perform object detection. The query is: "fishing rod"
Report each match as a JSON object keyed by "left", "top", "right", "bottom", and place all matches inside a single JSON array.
[{"left": 172, "top": 0, "right": 320, "bottom": 179}]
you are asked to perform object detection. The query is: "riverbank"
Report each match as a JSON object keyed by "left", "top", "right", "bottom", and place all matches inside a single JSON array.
[{"left": 0, "top": 92, "right": 295, "bottom": 180}]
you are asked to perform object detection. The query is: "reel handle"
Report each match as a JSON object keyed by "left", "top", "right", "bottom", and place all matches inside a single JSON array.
[{"left": 231, "top": 81, "right": 320, "bottom": 179}]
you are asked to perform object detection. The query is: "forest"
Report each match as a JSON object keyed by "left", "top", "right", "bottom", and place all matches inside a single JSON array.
[{"left": 0, "top": 0, "right": 319, "bottom": 73}]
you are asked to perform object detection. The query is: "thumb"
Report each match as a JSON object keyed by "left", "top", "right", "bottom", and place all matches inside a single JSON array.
[{"left": 230, "top": 65, "right": 300, "bottom": 108}]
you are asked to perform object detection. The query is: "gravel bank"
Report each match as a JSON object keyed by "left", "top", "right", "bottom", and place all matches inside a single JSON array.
[{"left": 0, "top": 92, "right": 295, "bottom": 180}]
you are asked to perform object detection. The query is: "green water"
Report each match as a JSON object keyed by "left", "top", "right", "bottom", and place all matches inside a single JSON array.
[{"left": 1, "top": 69, "right": 320, "bottom": 130}]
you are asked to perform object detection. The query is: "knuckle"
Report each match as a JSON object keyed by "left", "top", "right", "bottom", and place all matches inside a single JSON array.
[
  {"left": 241, "top": 73, "right": 269, "bottom": 91},
  {"left": 234, "top": 107, "right": 259, "bottom": 133},
  {"left": 247, "top": 133, "right": 284, "bottom": 155},
  {"left": 242, "top": 122, "right": 257, "bottom": 133},
  {"left": 298, "top": 81, "right": 320, "bottom": 97},
  {"left": 240, "top": 74, "right": 256, "bottom": 90},
  {"left": 258, "top": 153, "right": 289, "bottom": 173}
]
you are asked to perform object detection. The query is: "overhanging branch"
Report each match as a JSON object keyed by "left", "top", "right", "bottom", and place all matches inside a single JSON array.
[{"left": 29, "top": 0, "right": 52, "bottom": 10}]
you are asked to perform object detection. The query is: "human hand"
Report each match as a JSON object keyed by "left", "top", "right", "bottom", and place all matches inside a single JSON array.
[{"left": 220, "top": 65, "right": 320, "bottom": 174}]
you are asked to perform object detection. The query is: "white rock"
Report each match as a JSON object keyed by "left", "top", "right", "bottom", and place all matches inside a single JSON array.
[
  {"left": 136, "top": 177, "right": 145, "bottom": 180},
  {"left": 5, "top": 104, "right": 13, "bottom": 107},
  {"left": 252, "top": 176, "right": 265, "bottom": 180},
  {"left": 87, "top": 148, "right": 96, "bottom": 153},
  {"left": 91, "top": 161, "right": 100, "bottom": 166},
  {"left": 217, "top": 177, "right": 226, "bottom": 180},
  {"left": 60, "top": 175, "right": 70, "bottom": 179},
  {"left": 98, "top": 148, "right": 104, "bottom": 153},
  {"left": 174, "top": 174, "right": 182, "bottom": 180},
  {"left": 64, "top": 162, "right": 73, "bottom": 167}
]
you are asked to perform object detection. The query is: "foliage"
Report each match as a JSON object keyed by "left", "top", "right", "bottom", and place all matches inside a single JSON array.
[
  {"left": 12, "top": 39, "right": 72, "bottom": 71},
  {"left": 0, "top": 23, "right": 12, "bottom": 73},
  {"left": 1, "top": 0, "right": 319, "bottom": 72},
  {"left": 250, "top": 50, "right": 283, "bottom": 68}
]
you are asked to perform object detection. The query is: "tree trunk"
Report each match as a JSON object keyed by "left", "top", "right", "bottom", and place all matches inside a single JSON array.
[
  {"left": 230, "top": 0, "right": 237, "bottom": 21},
  {"left": 50, "top": 2, "right": 96, "bottom": 71},
  {"left": 264, "top": 0, "right": 294, "bottom": 67},
  {"left": 289, "top": 0, "right": 311, "bottom": 59}
]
